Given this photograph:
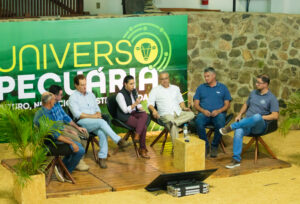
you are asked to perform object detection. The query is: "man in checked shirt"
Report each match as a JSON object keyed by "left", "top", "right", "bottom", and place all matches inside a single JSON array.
[{"left": 49, "top": 84, "right": 90, "bottom": 171}]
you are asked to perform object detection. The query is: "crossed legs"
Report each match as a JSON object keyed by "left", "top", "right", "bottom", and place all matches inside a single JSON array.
[{"left": 160, "top": 111, "right": 195, "bottom": 143}]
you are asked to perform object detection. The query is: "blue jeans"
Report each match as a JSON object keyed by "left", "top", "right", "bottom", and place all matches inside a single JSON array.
[
  {"left": 78, "top": 118, "right": 121, "bottom": 159},
  {"left": 231, "top": 114, "right": 267, "bottom": 162},
  {"left": 62, "top": 140, "right": 85, "bottom": 173},
  {"left": 195, "top": 112, "right": 226, "bottom": 150}
]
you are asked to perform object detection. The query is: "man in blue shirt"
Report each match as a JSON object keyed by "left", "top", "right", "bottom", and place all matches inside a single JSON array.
[
  {"left": 68, "top": 74, "right": 130, "bottom": 169},
  {"left": 220, "top": 74, "right": 279, "bottom": 169},
  {"left": 49, "top": 85, "right": 89, "bottom": 171},
  {"left": 193, "top": 67, "right": 232, "bottom": 158},
  {"left": 34, "top": 92, "right": 85, "bottom": 181}
]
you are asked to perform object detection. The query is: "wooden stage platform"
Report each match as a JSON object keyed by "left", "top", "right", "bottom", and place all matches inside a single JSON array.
[{"left": 2, "top": 134, "right": 291, "bottom": 198}]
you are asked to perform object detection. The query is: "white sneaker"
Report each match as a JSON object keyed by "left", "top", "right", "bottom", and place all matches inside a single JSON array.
[
  {"left": 225, "top": 159, "right": 241, "bottom": 169},
  {"left": 64, "top": 178, "right": 73, "bottom": 183},
  {"left": 219, "top": 126, "right": 233, "bottom": 135},
  {"left": 75, "top": 159, "right": 89, "bottom": 171},
  {"left": 54, "top": 166, "right": 65, "bottom": 182}
]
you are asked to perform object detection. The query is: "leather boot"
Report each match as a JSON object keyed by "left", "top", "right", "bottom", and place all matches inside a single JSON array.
[
  {"left": 98, "top": 158, "right": 107, "bottom": 169},
  {"left": 118, "top": 138, "right": 131, "bottom": 149},
  {"left": 138, "top": 148, "right": 150, "bottom": 159}
]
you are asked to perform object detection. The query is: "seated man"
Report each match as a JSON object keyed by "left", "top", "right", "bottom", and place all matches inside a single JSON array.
[
  {"left": 49, "top": 84, "right": 89, "bottom": 171},
  {"left": 148, "top": 72, "right": 195, "bottom": 144},
  {"left": 68, "top": 74, "right": 130, "bottom": 169},
  {"left": 193, "top": 67, "right": 231, "bottom": 158},
  {"left": 34, "top": 92, "right": 85, "bottom": 182},
  {"left": 220, "top": 74, "right": 279, "bottom": 169}
]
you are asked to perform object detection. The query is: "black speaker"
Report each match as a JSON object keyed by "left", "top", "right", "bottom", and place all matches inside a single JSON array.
[{"left": 145, "top": 168, "right": 217, "bottom": 192}]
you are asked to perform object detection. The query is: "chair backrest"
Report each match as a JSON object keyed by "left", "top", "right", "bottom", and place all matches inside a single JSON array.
[
  {"left": 264, "top": 120, "right": 278, "bottom": 134},
  {"left": 107, "top": 95, "right": 118, "bottom": 118},
  {"left": 225, "top": 113, "right": 234, "bottom": 125},
  {"left": 65, "top": 106, "right": 78, "bottom": 122}
]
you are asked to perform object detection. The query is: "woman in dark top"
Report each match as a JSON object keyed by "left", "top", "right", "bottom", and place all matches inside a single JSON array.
[{"left": 116, "top": 75, "right": 150, "bottom": 159}]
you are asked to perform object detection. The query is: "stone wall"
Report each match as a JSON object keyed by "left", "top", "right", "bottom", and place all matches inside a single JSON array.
[{"left": 186, "top": 12, "right": 300, "bottom": 114}]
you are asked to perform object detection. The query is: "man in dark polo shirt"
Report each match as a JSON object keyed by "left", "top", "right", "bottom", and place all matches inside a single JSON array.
[
  {"left": 194, "top": 67, "right": 232, "bottom": 158},
  {"left": 220, "top": 74, "right": 279, "bottom": 169}
]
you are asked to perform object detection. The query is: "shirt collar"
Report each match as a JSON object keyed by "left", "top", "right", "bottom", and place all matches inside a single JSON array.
[
  {"left": 255, "top": 89, "right": 269, "bottom": 96},
  {"left": 76, "top": 90, "right": 89, "bottom": 96},
  {"left": 42, "top": 106, "right": 52, "bottom": 113},
  {"left": 159, "top": 84, "right": 172, "bottom": 89},
  {"left": 204, "top": 81, "right": 219, "bottom": 88}
]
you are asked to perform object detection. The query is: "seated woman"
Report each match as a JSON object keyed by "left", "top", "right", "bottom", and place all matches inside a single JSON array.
[{"left": 116, "top": 75, "right": 150, "bottom": 159}]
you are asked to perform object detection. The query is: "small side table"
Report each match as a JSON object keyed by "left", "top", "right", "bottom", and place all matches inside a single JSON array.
[{"left": 173, "top": 136, "right": 205, "bottom": 172}]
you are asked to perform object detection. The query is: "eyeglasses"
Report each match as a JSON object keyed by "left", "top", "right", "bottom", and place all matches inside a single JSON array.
[
  {"left": 160, "top": 77, "right": 169, "bottom": 80},
  {"left": 255, "top": 81, "right": 266, "bottom": 85}
]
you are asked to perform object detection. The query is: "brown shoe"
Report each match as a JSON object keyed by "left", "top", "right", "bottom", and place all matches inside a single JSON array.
[
  {"left": 118, "top": 139, "right": 131, "bottom": 149},
  {"left": 98, "top": 158, "right": 107, "bottom": 169},
  {"left": 138, "top": 148, "right": 150, "bottom": 159}
]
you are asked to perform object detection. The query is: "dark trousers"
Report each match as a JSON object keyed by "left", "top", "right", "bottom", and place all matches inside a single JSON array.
[
  {"left": 46, "top": 141, "right": 84, "bottom": 173},
  {"left": 195, "top": 112, "right": 226, "bottom": 150},
  {"left": 125, "top": 111, "right": 148, "bottom": 149}
]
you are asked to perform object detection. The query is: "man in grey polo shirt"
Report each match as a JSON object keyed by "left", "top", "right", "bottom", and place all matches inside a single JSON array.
[{"left": 219, "top": 74, "right": 279, "bottom": 169}]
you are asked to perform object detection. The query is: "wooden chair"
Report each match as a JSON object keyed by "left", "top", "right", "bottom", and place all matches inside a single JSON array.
[
  {"left": 85, "top": 132, "right": 99, "bottom": 162},
  {"left": 241, "top": 120, "right": 278, "bottom": 163},
  {"left": 149, "top": 106, "right": 187, "bottom": 154},
  {"left": 45, "top": 141, "right": 75, "bottom": 186},
  {"left": 205, "top": 113, "right": 233, "bottom": 153},
  {"left": 149, "top": 112, "right": 170, "bottom": 154},
  {"left": 107, "top": 95, "right": 151, "bottom": 157}
]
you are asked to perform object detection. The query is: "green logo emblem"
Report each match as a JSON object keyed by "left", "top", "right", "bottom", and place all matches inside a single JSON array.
[{"left": 123, "top": 23, "right": 172, "bottom": 71}]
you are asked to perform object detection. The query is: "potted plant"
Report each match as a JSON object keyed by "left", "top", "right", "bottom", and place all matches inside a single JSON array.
[
  {"left": 280, "top": 91, "right": 300, "bottom": 135},
  {"left": 0, "top": 103, "right": 60, "bottom": 203}
]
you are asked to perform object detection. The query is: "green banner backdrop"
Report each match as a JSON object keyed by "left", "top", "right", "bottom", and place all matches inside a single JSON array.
[{"left": 0, "top": 15, "right": 188, "bottom": 109}]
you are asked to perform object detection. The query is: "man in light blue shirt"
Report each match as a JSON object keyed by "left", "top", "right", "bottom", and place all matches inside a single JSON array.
[{"left": 68, "top": 74, "right": 130, "bottom": 169}]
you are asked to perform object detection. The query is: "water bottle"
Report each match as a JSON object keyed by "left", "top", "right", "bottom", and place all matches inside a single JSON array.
[{"left": 183, "top": 123, "right": 190, "bottom": 142}]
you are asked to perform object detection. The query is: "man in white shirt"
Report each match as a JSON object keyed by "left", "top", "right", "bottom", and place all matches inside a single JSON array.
[{"left": 148, "top": 72, "right": 195, "bottom": 143}]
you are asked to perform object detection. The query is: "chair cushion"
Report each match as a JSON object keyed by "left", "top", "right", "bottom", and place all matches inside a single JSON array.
[
  {"left": 151, "top": 116, "right": 165, "bottom": 127},
  {"left": 111, "top": 118, "right": 135, "bottom": 131}
]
